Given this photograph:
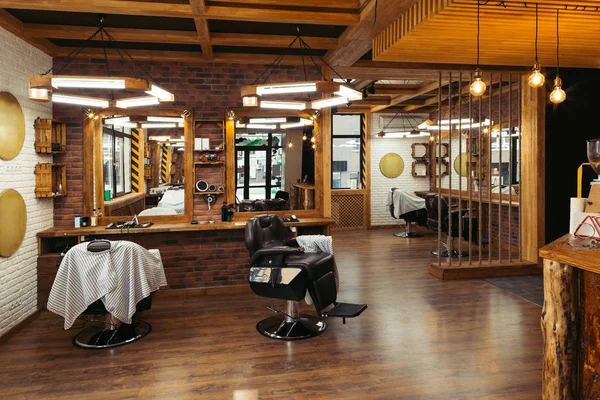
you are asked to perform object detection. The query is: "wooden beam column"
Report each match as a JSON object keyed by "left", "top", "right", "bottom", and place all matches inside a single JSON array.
[{"left": 520, "top": 75, "right": 546, "bottom": 265}]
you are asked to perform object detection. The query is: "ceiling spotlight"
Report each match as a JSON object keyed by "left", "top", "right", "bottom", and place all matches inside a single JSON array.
[
  {"left": 368, "top": 83, "right": 376, "bottom": 95},
  {"left": 376, "top": 131, "right": 385, "bottom": 138},
  {"left": 346, "top": 101, "right": 352, "bottom": 107},
  {"left": 362, "top": 88, "right": 368, "bottom": 100}
]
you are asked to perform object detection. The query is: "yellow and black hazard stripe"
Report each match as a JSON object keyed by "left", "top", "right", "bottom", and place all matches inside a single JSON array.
[
  {"left": 160, "top": 144, "right": 170, "bottom": 184},
  {"left": 131, "top": 129, "right": 140, "bottom": 192},
  {"left": 360, "top": 114, "right": 367, "bottom": 190}
]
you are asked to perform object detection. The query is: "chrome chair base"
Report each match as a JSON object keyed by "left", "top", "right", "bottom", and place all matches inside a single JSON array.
[
  {"left": 393, "top": 231, "right": 423, "bottom": 238},
  {"left": 431, "top": 248, "right": 469, "bottom": 258},
  {"left": 256, "top": 315, "right": 326, "bottom": 340},
  {"left": 72, "top": 321, "right": 152, "bottom": 349}
]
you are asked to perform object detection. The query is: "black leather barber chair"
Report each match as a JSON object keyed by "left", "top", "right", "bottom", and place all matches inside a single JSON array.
[
  {"left": 245, "top": 215, "right": 367, "bottom": 340},
  {"left": 72, "top": 240, "right": 154, "bottom": 349},
  {"left": 424, "top": 194, "right": 470, "bottom": 258},
  {"left": 389, "top": 188, "right": 428, "bottom": 238}
]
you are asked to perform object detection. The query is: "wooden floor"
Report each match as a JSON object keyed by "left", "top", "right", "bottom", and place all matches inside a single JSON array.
[{"left": 0, "top": 229, "right": 542, "bottom": 399}]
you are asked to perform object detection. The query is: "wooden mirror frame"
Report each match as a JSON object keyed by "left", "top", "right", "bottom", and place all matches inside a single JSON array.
[
  {"left": 83, "top": 107, "right": 194, "bottom": 224},
  {"left": 225, "top": 107, "right": 324, "bottom": 220}
]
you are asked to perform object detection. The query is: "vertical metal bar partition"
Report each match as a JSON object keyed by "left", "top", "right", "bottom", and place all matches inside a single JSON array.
[
  {"left": 433, "top": 72, "right": 523, "bottom": 268},
  {"left": 498, "top": 74, "right": 503, "bottom": 262},
  {"left": 447, "top": 72, "right": 453, "bottom": 267},
  {"left": 437, "top": 72, "right": 442, "bottom": 267}
]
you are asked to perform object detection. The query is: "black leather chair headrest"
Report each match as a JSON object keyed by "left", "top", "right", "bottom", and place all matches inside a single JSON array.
[{"left": 245, "top": 214, "right": 286, "bottom": 255}]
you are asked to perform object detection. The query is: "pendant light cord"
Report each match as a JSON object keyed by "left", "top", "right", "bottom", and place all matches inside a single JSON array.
[
  {"left": 534, "top": 3, "right": 539, "bottom": 62},
  {"left": 476, "top": 0, "right": 481, "bottom": 66},
  {"left": 556, "top": 9, "right": 560, "bottom": 77}
]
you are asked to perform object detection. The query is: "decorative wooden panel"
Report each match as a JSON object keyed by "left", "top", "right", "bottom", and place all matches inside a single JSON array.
[{"left": 331, "top": 191, "right": 366, "bottom": 230}]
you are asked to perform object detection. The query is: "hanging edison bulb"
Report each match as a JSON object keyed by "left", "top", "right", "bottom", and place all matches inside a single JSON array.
[
  {"left": 302, "top": 134, "right": 307, "bottom": 141},
  {"left": 550, "top": 77, "right": 566, "bottom": 104},
  {"left": 470, "top": 68, "right": 486, "bottom": 97},
  {"left": 528, "top": 61, "right": 545, "bottom": 88}
]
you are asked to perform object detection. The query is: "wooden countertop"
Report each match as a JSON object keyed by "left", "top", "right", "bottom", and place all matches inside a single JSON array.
[
  {"left": 37, "top": 217, "right": 335, "bottom": 238},
  {"left": 414, "top": 189, "right": 520, "bottom": 207},
  {"left": 540, "top": 234, "right": 600, "bottom": 274}
]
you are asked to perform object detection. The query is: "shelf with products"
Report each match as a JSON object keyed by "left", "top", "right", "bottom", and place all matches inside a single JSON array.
[{"left": 194, "top": 119, "right": 225, "bottom": 152}]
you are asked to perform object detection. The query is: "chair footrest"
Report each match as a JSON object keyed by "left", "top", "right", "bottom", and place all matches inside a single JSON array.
[{"left": 325, "top": 302, "right": 367, "bottom": 319}]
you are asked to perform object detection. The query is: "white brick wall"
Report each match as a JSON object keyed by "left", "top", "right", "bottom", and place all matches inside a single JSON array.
[
  {"left": 370, "top": 114, "right": 431, "bottom": 226},
  {"left": 0, "top": 27, "right": 52, "bottom": 337}
]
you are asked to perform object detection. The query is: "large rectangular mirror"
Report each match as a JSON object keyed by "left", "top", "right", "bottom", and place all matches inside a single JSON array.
[
  {"left": 228, "top": 110, "right": 318, "bottom": 213},
  {"left": 84, "top": 108, "right": 193, "bottom": 223}
]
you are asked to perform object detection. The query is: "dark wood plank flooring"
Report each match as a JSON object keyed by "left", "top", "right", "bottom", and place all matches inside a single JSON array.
[{"left": 0, "top": 229, "right": 542, "bottom": 399}]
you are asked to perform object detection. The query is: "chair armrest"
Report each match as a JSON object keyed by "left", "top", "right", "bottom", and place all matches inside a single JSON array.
[{"left": 250, "top": 246, "right": 305, "bottom": 266}]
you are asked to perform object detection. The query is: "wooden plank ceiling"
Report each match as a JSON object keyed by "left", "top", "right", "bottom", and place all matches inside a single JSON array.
[
  {"left": 0, "top": 0, "right": 535, "bottom": 113},
  {"left": 373, "top": 0, "right": 600, "bottom": 68}
]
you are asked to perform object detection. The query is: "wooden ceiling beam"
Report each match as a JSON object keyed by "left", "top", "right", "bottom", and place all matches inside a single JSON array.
[
  {"left": 204, "top": 5, "right": 359, "bottom": 25},
  {"left": 0, "top": 9, "right": 56, "bottom": 55},
  {"left": 372, "top": 84, "right": 422, "bottom": 95},
  {"left": 190, "top": 0, "right": 213, "bottom": 60},
  {"left": 371, "top": 80, "right": 444, "bottom": 112},
  {"left": 25, "top": 24, "right": 201, "bottom": 44},
  {"left": 0, "top": 0, "right": 193, "bottom": 18},
  {"left": 208, "top": 0, "right": 360, "bottom": 9},
  {"left": 53, "top": 47, "right": 323, "bottom": 65},
  {"left": 0, "top": 0, "right": 358, "bottom": 25},
  {"left": 325, "top": 0, "right": 418, "bottom": 67},
  {"left": 210, "top": 33, "right": 338, "bottom": 49},
  {"left": 24, "top": 24, "right": 339, "bottom": 49}
]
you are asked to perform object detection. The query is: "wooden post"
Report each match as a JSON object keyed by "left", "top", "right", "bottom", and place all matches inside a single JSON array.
[
  {"left": 541, "top": 259, "right": 578, "bottom": 400},
  {"left": 520, "top": 75, "right": 545, "bottom": 265}
]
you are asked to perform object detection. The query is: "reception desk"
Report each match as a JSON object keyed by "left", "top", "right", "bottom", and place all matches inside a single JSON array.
[
  {"left": 540, "top": 235, "right": 600, "bottom": 399},
  {"left": 37, "top": 218, "right": 334, "bottom": 309}
]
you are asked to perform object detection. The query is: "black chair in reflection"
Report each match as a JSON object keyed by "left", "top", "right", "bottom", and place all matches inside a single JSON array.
[
  {"left": 425, "top": 194, "right": 478, "bottom": 257},
  {"left": 388, "top": 188, "right": 428, "bottom": 238},
  {"left": 245, "top": 215, "right": 366, "bottom": 340}
]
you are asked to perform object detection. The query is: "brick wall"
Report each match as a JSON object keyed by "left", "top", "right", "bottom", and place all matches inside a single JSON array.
[
  {"left": 51, "top": 58, "right": 320, "bottom": 289},
  {"left": 52, "top": 58, "right": 321, "bottom": 226},
  {"left": 0, "top": 27, "right": 53, "bottom": 336},
  {"left": 370, "top": 113, "right": 431, "bottom": 226},
  {"left": 90, "top": 230, "right": 248, "bottom": 289}
]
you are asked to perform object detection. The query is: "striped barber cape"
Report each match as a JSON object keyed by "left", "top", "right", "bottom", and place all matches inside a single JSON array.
[{"left": 47, "top": 241, "right": 167, "bottom": 329}]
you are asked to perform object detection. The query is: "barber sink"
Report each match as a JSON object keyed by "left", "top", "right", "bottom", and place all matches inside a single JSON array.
[{"left": 106, "top": 222, "right": 153, "bottom": 230}]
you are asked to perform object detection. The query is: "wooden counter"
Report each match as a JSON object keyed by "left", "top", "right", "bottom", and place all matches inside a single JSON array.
[
  {"left": 415, "top": 189, "right": 520, "bottom": 207},
  {"left": 36, "top": 217, "right": 334, "bottom": 307},
  {"left": 38, "top": 217, "right": 335, "bottom": 238},
  {"left": 540, "top": 234, "right": 600, "bottom": 399}
]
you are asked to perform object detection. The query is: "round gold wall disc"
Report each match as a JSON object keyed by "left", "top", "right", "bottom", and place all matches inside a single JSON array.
[
  {"left": 0, "top": 189, "right": 27, "bottom": 257},
  {"left": 379, "top": 153, "right": 404, "bottom": 178},
  {"left": 454, "top": 152, "right": 470, "bottom": 177},
  {"left": 0, "top": 92, "right": 26, "bottom": 160}
]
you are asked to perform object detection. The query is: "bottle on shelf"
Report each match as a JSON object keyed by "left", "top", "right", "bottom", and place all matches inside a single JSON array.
[
  {"left": 221, "top": 202, "right": 228, "bottom": 222},
  {"left": 91, "top": 209, "right": 97, "bottom": 227}
]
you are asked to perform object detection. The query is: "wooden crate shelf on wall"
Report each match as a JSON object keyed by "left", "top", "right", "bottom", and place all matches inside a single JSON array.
[
  {"left": 34, "top": 118, "right": 66, "bottom": 154},
  {"left": 35, "top": 163, "right": 67, "bottom": 198},
  {"left": 412, "top": 161, "right": 429, "bottom": 177},
  {"left": 411, "top": 142, "right": 429, "bottom": 160}
]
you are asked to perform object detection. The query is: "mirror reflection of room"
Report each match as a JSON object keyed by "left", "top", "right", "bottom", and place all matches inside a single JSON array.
[
  {"left": 100, "top": 117, "right": 186, "bottom": 218},
  {"left": 235, "top": 116, "right": 315, "bottom": 212}
]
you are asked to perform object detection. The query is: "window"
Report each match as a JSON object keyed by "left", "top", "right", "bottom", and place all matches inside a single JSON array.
[
  {"left": 235, "top": 131, "right": 285, "bottom": 200},
  {"left": 103, "top": 126, "right": 133, "bottom": 198},
  {"left": 331, "top": 114, "right": 363, "bottom": 189}
]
